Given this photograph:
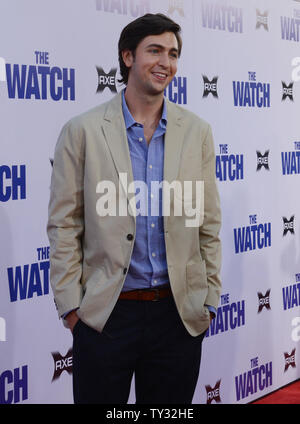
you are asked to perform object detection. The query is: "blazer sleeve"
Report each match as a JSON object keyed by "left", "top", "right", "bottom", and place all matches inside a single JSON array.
[
  {"left": 199, "top": 124, "right": 222, "bottom": 310},
  {"left": 47, "top": 119, "right": 85, "bottom": 319}
]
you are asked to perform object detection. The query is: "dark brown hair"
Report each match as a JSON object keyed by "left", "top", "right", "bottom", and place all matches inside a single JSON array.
[{"left": 118, "top": 13, "right": 182, "bottom": 85}]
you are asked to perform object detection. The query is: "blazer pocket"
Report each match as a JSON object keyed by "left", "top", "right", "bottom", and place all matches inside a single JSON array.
[{"left": 186, "top": 260, "right": 207, "bottom": 291}]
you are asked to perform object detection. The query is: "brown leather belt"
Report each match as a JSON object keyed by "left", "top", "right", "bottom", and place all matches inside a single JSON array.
[{"left": 119, "top": 286, "right": 172, "bottom": 301}]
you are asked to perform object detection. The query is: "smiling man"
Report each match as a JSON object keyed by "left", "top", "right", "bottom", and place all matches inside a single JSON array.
[{"left": 47, "top": 13, "right": 222, "bottom": 404}]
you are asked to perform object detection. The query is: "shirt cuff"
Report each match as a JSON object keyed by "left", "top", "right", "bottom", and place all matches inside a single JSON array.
[
  {"left": 61, "top": 308, "right": 78, "bottom": 319},
  {"left": 205, "top": 304, "right": 217, "bottom": 318}
]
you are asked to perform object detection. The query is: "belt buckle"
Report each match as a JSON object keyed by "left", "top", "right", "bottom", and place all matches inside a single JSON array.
[{"left": 151, "top": 288, "right": 160, "bottom": 301}]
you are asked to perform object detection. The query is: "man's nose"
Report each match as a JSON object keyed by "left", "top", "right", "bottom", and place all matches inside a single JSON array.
[{"left": 158, "top": 52, "right": 170, "bottom": 68}]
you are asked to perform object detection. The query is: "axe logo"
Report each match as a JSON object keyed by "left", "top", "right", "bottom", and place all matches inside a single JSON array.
[
  {"left": 96, "top": 67, "right": 117, "bottom": 93},
  {"left": 205, "top": 380, "right": 221, "bottom": 404},
  {"left": 281, "top": 81, "right": 294, "bottom": 102},
  {"left": 283, "top": 216, "right": 295, "bottom": 236},
  {"left": 284, "top": 349, "right": 296, "bottom": 372},
  {"left": 256, "top": 10, "right": 268, "bottom": 30},
  {"left": 51, "top": 348, "right": 73, "bottom": 381},
  {"left": 256, "top": 150, "right": 270, "bottom": 171},
  {"left": 258, "top": 290, "right": 271, "bottom": 312},
  {"left": 282, "top": 82, "right": 294, "bottom": 101},
  {"left": 202, "top": 76, "right": 218, "bottom": 98}
]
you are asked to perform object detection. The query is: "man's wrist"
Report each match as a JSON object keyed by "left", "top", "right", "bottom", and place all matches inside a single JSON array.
[
  {"left": 62, "top": 309, "right": 79, "bottom": 330},
  {"left": 205, "top": 304, "right": 216, "bottom": 318}
]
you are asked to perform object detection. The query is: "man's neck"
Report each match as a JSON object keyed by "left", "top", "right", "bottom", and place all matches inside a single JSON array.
[{"left": 124, "top": 86, "right": 164, "bottom": 126}]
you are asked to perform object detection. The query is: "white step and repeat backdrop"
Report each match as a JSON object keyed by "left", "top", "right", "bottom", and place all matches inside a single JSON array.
[{"left": 1, "top": 0, "right": 300, "bottom": 404}]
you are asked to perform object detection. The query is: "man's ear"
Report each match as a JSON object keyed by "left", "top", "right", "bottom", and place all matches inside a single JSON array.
[{"left": 122, "top": 50, "right": 134, "bottom": 68}]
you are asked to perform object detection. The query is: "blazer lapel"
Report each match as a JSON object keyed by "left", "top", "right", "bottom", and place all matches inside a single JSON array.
[
  {"left": 164, "top": 99, "right": 185, "bottom": 184},
  {"left": 100, "top": 95, "right": 185, "bottom": 221},
  {"left": 163, "top": 100, "right": 185, "bottom": 229},
  {"left": 101, "top": 93, "right": 136, "bottom": 218}
]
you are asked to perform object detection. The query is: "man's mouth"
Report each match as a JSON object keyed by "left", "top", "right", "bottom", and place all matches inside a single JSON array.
[{"left": 152, "top": 72, "right": 168, "bottom": 81}]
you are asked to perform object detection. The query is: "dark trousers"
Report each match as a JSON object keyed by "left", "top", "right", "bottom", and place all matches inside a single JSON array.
[{"left": 72, "top": 296, "right": 205, "bottom": 404}]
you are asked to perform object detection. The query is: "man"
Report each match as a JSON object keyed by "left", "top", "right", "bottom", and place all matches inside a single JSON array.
[{"left": 47, "top": 13, "right": 221, "bottom": 404}]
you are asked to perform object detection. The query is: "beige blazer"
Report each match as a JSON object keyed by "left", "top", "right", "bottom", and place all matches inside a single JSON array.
[{"left": 47, "top": 92, "right": 222, "bottom": 337}]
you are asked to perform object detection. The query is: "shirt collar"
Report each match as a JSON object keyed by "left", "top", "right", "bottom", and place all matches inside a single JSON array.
[{"left": 121, "top": 89, "right": 167, "bottom": 130}]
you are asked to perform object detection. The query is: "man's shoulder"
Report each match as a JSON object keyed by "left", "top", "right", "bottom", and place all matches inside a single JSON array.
[
  {"left": 166, "top": 99, "right": 210, "bottom": 130},
  {"left": 63, "top": 93, "right": 121, "bottom": 131}
]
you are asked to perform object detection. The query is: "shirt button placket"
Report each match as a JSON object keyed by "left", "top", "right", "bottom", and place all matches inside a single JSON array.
[{"left": 147, "top": 141, "right": 156, "bottom": 282}]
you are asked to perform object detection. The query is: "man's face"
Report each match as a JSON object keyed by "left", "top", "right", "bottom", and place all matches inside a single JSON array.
[{"left": 123, "top": 31, "right": 179, "bottom": 96}]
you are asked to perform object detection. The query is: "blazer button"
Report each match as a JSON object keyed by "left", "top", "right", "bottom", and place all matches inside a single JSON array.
[
  {"left": 123, "top": 267, "right": 127, "bottom": 275},
  {"left": 127, "top": 234, "right": 134, "bottom": 241}
]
